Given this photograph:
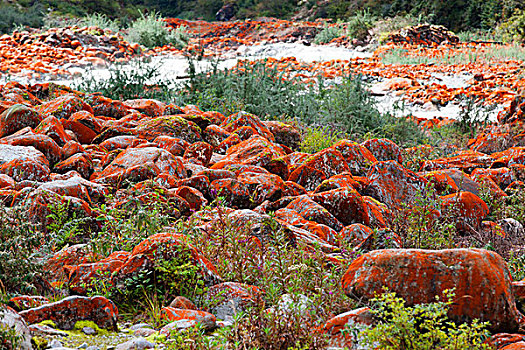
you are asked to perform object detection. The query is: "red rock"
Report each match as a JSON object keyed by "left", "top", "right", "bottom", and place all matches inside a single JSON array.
[
  {"left": 203, "top": 124, "right": 230, "bottom": 147},
  {"left": 62, "top": 140, "right": 84, "bottom": 159},
  {"left": 44, "top": 244, "right": 102, "bottom": 283},
  {"left": 123, "top": 99, "right": 166, "bottom": 117},
  {"left": 169, "top": 296, "right": 197, "bottom": 310},
  {"left": 363, "top": 196, "right": 391, "bottom": 228},
  {"left": 421, "top": 170, "right": 460, "bottom": 195},
  {"left": 0, "top": 144, "right": 50, "bottom": 181},
  {"left": 340, "top": 224, "right": 375, "bottom": 246},
  {"left": 35, "top": 115, "right": 72, "bottom": 146},
  {"left": 342, "top": 248, "right": 521, "bottom": 333},
  {"left": 421, "top": 150, "right": 493, "bottom": 172},
  {"left": 54, "top": 153, "right": 94, "bottom": 179},
  {"left": 64, "top": 251, "right": 129, "bottom": 295},
  {"left": 19, "top": 295, "right": 118, "bottom": 331},
  {"left": 220, "top": 111, "right": 274, "bottom": 141},
  {"left": 37, "top": 176, "right": 108, "bottom": 203},
  {"left": 288, "top": 165, "right": 326, "bottom": 191},
  {"left": 0, "top": 174, "right": 15, "bottom": 188},
  {"left": 0, "top": 104, "right": 43, "bottom": 137},
  {"left": 112, "top": 232, "right": 221, "bottom": 295},
  {"left": 8, "top": 296, "right": 50, "bottom": 312},
  {"left": 441, "top": 191, "right": 489, "bottom": 230},
  {"left": 365, "top": 160, "right": 429, "bottom": 209},
  {"left": 286, "top": 196, "right": 344, "bottom": 231},
  {"left": 472, "top": 167, "right": 515, "bottom": 189},
  {"left": 196, "top": 169, "right": 235, "bottom": 182},
  {"left": 333, "top": 139, "right": 377, "bottom": 175},
  {"left": 283, "top": 180, "right": 307, "bottom": 196},
  {"left": 490, "top": 333, "right": 525, "bottom": 350},
  {"left": 216, "top": 133, "right": 241, "bottom": 153},
  {"left": 134, "top": 115, "right": 202, "bottom": 143},
  {"left": 301, "top": 222, "right": 338, "bottom": 245},
  {"left": 209, "top": 178, "right": 251, "bottom": 208},
  {"left": 154, "top": 135, "right": 190, "bottom": 156},
  {"left": 0, "top": 128, "right": 63, "bottom": 166},
  {"left": 491, "top": 147, "right": 525, "bottom": 168},
  {"left": 237, "top": 170, "right": 286, "bottom": 205},
  {"left": 362, "top": 138, "right": 403, "bottom": 163},
  {"left": 183, "top": 141, "right": 213, "bottom": 166},
  {"left": 37, "top": 94, "right": 93, "bottom": 120},
  {"left": 100, "top": 135, "right": 144, "bottom": 151},
  {"left": 160, "top": 308, "right": 216, "bottom": 332},
  {"left": 174, "top": 186, "right": 207, "bottom": 211},
  {"left": 314, "top": 172, "right": 361, "bottom": 193},
  {"left": 323, "top": 307, "right": 374, "bottom": 335},
  {"left": 87, "top": 94, "right": 132, "bottom": 119},
  {"left": 312, "top": 187, "right": 369, "bottom": 226},
  {"left": 263, "top": 120, "right": 301, "bottom": 149},
  {"left": 92, "top": 147, "right": 187, "bottom": 185}
]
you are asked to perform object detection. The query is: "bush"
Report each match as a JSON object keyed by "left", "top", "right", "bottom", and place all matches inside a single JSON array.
[
  {"left": 314, "top": 25, "right": 344, "bottom": 44},
  {"left": 0, "top": 3, "right": 44, "bottom": 34},
  {"left": 125, "top": 10, "right": 189, "bottom": 48},
  {"left": 358, "top": 290, "right": 491, "bottom": 350},
  {"left": 346, "top": 10, "right": 377, "bottom": 41},
  {"left": 0, "top": 204, "right": 48, "bottom": 295},
  {"left": 300, "top": 126, "right": 345, "bottom": 153},
  {"left": 82, "top": 13, "right": 120, "bottom": 32},
  {"left": 497, "top": 9, "right": 525, "bottom": 42}
]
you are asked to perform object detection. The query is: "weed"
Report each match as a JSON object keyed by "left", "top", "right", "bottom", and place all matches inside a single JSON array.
[
  {"left": 314, "top": 25, "right": 344, "bottom": 44},
  {"left": 81, "top": 13, "right": 120, "bottom": 32},
  {"left": 359, "top": 290, "right": 491, "bottom": 350},
  {"left": 346, "top": 10, "right": 377, "bottom": 42},
  {"left": 299, "top": 126, "right": 345, "bottom": 153},
  {"left": 125, "top": 10, "right": 189, "bottom": 49}
]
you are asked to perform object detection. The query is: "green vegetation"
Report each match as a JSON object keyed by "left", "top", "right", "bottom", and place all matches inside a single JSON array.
[
  {"left": 125, "top": 11, "right": 189, "bottom": 48},
  {"left": 82, "top": 13, "right": 120, "bottom": 32},
  {"left": 314, "top": 25, "right": 344, "bottom": 44},
  {"left": 358, "top": 290, "right": 491, "bottom": 350}
]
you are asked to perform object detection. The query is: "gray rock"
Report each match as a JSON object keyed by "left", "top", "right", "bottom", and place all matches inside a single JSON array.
[
  {"left": 0, "top": 306, "right": 33, "bottom": 350},
  {"left": 115, "top": 337, "right": 155, "bottom": 350},
  {"left": 82, "top": 326, "right": 96, "bottom": 335},
  {"left": 130, "top": 323, "right": 153, "bottom": 330},
  {"left": 49, "top": 339, "right": 63, "bottom": 348}
]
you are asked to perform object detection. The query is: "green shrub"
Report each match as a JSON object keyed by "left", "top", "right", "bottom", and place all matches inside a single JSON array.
[
  {"left": 0, "top": 204, "right": 47, "bottom": 294},
  {"left": 358, "top": 290, "right": 491, "bottom": 350},
  {"left": 299, "top": 126, "right": 345, "bottom": 153},
  {"left": 82, "top": 13, "right": 120, "bottom": 32},
  {"left": 346, "top": 10, "right": 377, "bottom": 41},
  {"left": 125, "top": 10, "right": 189, "bottom": 48},
  {"left": 0, "top": 3, "right": 44, "bottom": 34},
  {"left": 314, "top": 25, "right": 344, "bottom": 44},
  {"left": 497, "top": 9, "right": 525, "bottom": 42}
]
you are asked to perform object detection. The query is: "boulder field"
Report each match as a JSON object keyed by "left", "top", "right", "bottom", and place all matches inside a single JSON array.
[{"left": 1, "top": 81, "right": 525, "bottom": 348}]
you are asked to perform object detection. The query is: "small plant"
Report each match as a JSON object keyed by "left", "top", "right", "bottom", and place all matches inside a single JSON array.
[
  {"left": 299, "top": 126, "right": 345, "bottom": 153},
  {"left": 126, "top": 11, "right": 189, "bottom": 49},
  {"left": 359, "top": 290, "right": 491, "bottom": 350},
  {"left": 346, "top": 10, "right": 377, "bottom": 41},
  {"left": 81, "top": 13, "right": 120, "bottom": 32},
  {"left": 314, "top": 24, "right": 344, "bottom": 44}
]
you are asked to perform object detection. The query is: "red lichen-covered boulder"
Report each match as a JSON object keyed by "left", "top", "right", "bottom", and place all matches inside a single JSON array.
[
  {"left": 220, "top": 111, "right": 275, "bottom": 141},
  {"left": 314, "top": 172, "right": 361, "bottom": 193},
  {"left": 312, "top": 187, "right": 369, "bottom": 226},
  {"left": 236, "top": 170, "right": 286, "bottom": 205},
  {"left": 19, "top": 295, "right": 118, "bottom": 331},
  {"left": 287, "top": 165, "right": 326, "bottom": 191},
  {"left": 35, "top": 115, "right": 72, "bottom": 147},
  {"left": 111, "top": 232, "right": 221, "bottom": 297},
  {"left": 286, "top": 196, "right": 344, "bottom": 231},
  {"left": 37, "top": 94, "right": 93, "bottom": 120},
  {"left": 212, "top": 136, "right": 287, "bottom": 169},
  {"left": 174, "top": 186, "right": 208, "bottom": 211},
  {"left": 340, "top": 224, "right": 375, "bottom": 246},
  {"left": 209, "top": 178, "right": 251, "bottom": 208},
  {"left": 203, "top": 124, "right": 230, "bottom": 147},
  {"left": 489, "top": 333, "right": 525, "bottom": 350},
  {"left": 87, "top": 94, "right": 132, "bottom": 119},
  {"left": 323, "top": 307, "right": 374, "bottom": 348},
  {"left": 160, "top": 308, "right": 216, "bottom": 333},
  {"left": 54, "top": 153, "right": 94, "bottom": 179},
  {"left": 365, "top": 160, "right": 429, "bottom": 209},
  {"left": 204, "top": 282, "right": 262, "bottom": 320},
  {"left": 64, "top": 251, "right": 130, "bottom": 295},
  {"left": 342, "top": 248, "right": 521, "bottom": 333},
  {"left": 361, "top": 138, "right": 403, "bottom": 164},
  {"left": 441, "top": 191, "right": 489, "bottom": 230},
  {"left": 134, "top": 115, "right": 202, "bottom": 143},
  {"left": 44, "top": 244, "right": 101, "bottom": 283},
  {"left": 0, "top": 174, "right": 15, "bottom": 189},
  {"left": 291, "top": 148, "right": 349, "bottom": 180},
  {"left": 123, "top": 99, "right": 166, "bottom": 118},
  {"left": 100, "top": 135, "right": 144, "bottom": 152},
  {"left": 0, "top": 128, "right": 63, "bottom": 166},
  {"left": 92, "top": 147, "right": 187, "bottom": 185},
  {"left": 421, "top": 170, "right": 460, "bottom": 195},
  {"left": 169, "top": 296, "right": 197, "bottom": 310},
  {"left": 263, "top": 121, "right": 301, "bottom": 149},
  {"left": 8, "top": 296, "right": 50, "bottom": 312},
  {"left": 0, "top": 104, "right": 43, "bottom": 137},
  {"left": 333, "top": 140, "right": 377, "bottom": 175},
  {"left": 0, "top": 144, "right": 50, "bottom": 181},
  {"left": 37, "top": 176, "right": 108, "bottom": 204},
  {"left": 183, "top": 141, "right": 213, "bottom": 166}
]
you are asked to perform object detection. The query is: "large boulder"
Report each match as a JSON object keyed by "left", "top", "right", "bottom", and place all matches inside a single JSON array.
[
  {"left": 0, "top": 104, "right": 43, "bottom": 137},
  {"left": 0, "top": 144, "right": 50, "bottom": 181},
  {"left": 342, "top": 249, "right": 522, "bottom": 333},
  {"left": 0, "top": 306, "right": 33, "bottom": 350}
]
